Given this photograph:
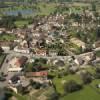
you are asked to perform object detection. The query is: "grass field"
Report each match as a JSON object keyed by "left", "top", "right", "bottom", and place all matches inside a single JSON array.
[
  {"left": 60, "top": 80, "right": 100, "bottom": 100},
  {"left": 53, "top": 74, "right": 82, "bottom": 94},
  {"left": 15, "top": 20, "right": 29, "bottom": 28},
  {"left": 52, "top": 67, "right": 100, "bottom": 100}
]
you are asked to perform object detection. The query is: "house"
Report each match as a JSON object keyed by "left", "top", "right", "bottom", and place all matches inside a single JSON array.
[
  {"left": 72, "top": 22, "right": 80, "bottom": 27},
  {"left": 0, "top": 41, "right": 11, "bottom": 51},
  {"left": 70, "top": 38, "right": 86, "bottom": 50},
  {"left": 53, "top": 60, "right": 65, "bottom": 66},
  {"left": 85, "top": 52, "right": 96, "bottom": 62},
  {"left": 8, "top": 56, "right": 28, "bottom": 72},
  {"left": 46, "top": 38, "right": 53, "bottom": 44},
  {"left": 74, "top": 57, "right": 84, "bottom": 65},
  {"left": 14, "top": 40, "right": 30, "bottom": 53},
  {"left": 35, "top": 49, "right": 47, "bottom": 56},
  {"left": 9, "top": 75, "right": 20, "bottom": 85},
  {"left": 9, "top": 75, "right": 30, "bottom": 87},
  {"left": 93, "top": 41, "right": 100, "bottom": 48},
  {"left": 49, "top": 50, "right": 57, "bottom": 56},
  {"left": 14, "top": 46, "right": 29, "bottom": 54},
  {"left": 25, "top": 71, "right": 48, "bottom": 77}
]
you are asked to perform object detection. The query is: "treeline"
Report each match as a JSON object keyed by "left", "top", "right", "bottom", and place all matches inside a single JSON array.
[{"left": 0, "top": 14, "right": 31, "bottom": 29}]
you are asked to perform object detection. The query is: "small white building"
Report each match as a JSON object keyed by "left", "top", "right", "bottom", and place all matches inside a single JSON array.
[
  {"left": 14, "top": 46, "right": 29, "bottom": 54},
  {"left": 1, "top": 46, "right": 10, "bottom": 51},
  {"left": 8, "top": 57, "right": 23, "bottom": 72}
]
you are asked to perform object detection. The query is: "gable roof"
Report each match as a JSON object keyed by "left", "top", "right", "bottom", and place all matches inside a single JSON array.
[{"left": 26, "top": 71, "right": 48, "bottom": 77}]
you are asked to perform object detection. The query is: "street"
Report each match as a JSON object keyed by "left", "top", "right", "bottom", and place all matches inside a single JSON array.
[{"left": 0, "top": 47, "right": 99, "bottom": 88}]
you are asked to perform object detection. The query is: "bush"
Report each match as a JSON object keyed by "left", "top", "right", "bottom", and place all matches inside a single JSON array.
[
  {"left": 81, "top": 72, "right": 92, "bottom": 84},
  {"left": 94, "top": 68, "right": 100, "bottom": 79},
  {"left": 64, "top": 80, "right": 82, "bottom": 93},
  {"left": 48, "top": 92, "right": 60, "bottom": 100}
]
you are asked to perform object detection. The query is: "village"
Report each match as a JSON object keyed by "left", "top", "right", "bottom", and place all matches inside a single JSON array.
[{"left": 0, "top": 0, "right": 100, "bottom": 100}]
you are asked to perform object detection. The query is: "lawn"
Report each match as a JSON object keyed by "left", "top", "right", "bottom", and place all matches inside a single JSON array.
[
  {"left": 0, "top": 34, "right": 16, "bottom": 41},
  {"left": 53, "top": 68, "right": 100, "bottom": 100},
  {"left": 15, "top": 20, "right": 29, "bottom": 28},
  {"left": 60, "top": 80, "right": 100, "bottom": 100}
]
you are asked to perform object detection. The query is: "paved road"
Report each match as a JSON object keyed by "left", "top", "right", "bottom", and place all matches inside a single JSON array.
[
  {"left": 0, "top": 47, "right": 100, "bottom": 88},
  {"left": 0, "top": 54, "right": 11, "bottom": 74},
  {"left": 4, "top": 47, "right": 100, "bottom": 58},
  {"left": 1, "top": 47, "right": 100, "bottom": 73}
]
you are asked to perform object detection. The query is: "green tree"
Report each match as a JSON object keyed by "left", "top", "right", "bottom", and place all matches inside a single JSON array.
[
  {"left": 81, "top": 72, "right": 92, "bottom": 84},
  {"left": 91, "top": 3, "right": 96, "bottom": 11},
  {"left": 64, "top": 80, "right": 82, "bottom": 93},
  {"left": 48, "top": 92, "right": 59, "bottom": 100}
]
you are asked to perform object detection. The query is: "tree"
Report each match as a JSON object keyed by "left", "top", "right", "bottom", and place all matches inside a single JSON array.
[
  {"left": 17, "top": 85, "right": 29, "bottom": 94},
  {"left": 30, "top": 79, "right": 34, "bottom": 86},
  {"left": 0, "top": 47, "right": 4, "bottom": 55},
  {"left": 1, "top": 72, "right": 4, "bottom": 77},
  {"left": 91, "top": 3, "right": 96, "bottom": 11},
  {"left": 64, "top": 80, "right": 82, "bottom": 93},
  {"left": 48, "top": 92, "right": 59, "bottom": 100},
  {"left": 18, "top": 12, "right": 22, "bottom": 18},
  {"left": 95, "top": 68, "right": 100, "bottom": 79},
  {"left": 85, "top": 43, "right": 93, "bottom": 52},
  {"left": 81, "top": 72, "right": 92, "bottom": 84},
  {"left": 0, "top": 16, "right": 16, "bottom": 29},
  {"left": 96, "top": 27, "right": 100, "bottom": 39},
  {"left": 17, "top": 85, "right": 24, "bottom": 94},
  {"left": 57, "top": 48, "right": 66, "bottom": 56},
  {"left": 34, "top": 82, "right": 41, "bottom": 89}
]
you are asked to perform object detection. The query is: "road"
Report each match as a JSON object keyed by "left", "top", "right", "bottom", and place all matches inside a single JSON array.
[
  {"left": 1, "top": 47, "right": 99, "bottom": 74},
  {"left": 4, "top": 47, "right": 100, "bottom": 59},
  {"left": 0, "top": 47, "right": 99, "bottom": 88}
]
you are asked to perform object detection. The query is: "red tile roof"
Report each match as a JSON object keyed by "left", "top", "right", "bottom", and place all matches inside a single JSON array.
[{"left": 26, "top": 71, "right": 48, "bottom": 77}]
